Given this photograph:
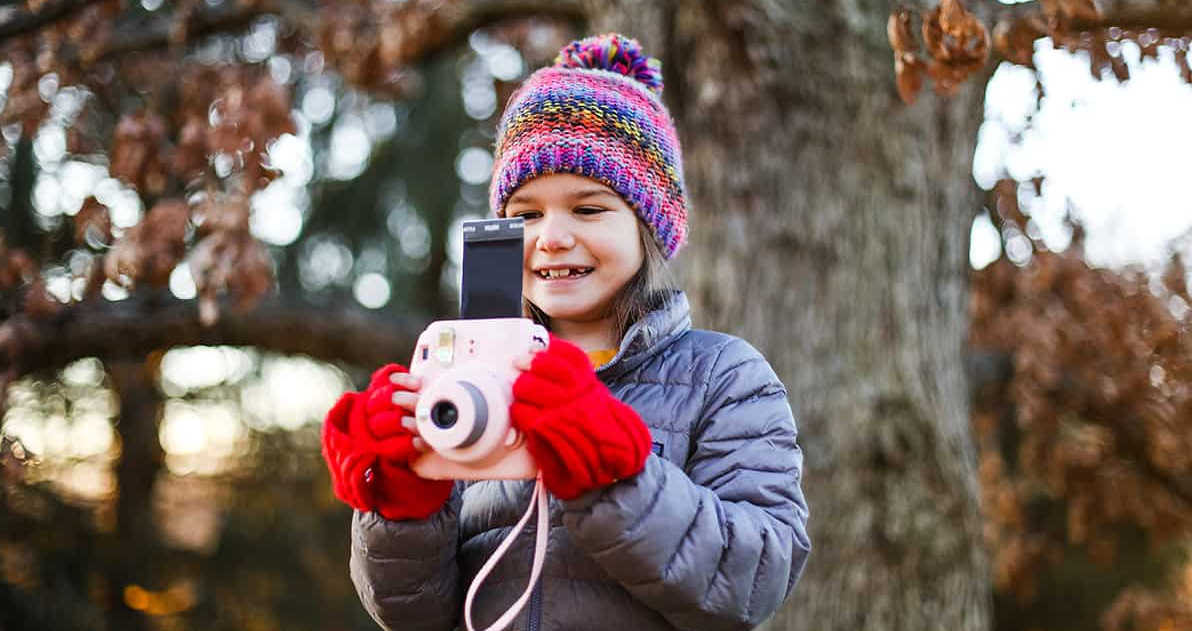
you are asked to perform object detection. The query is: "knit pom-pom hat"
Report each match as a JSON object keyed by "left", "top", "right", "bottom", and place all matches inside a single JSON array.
[{"left": 489, "top": 33, "right": 688, "bottom": 259}]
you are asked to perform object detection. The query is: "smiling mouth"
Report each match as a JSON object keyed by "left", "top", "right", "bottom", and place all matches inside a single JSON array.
[{"left": 535, "top": 267, "right": 594, "bottom": 280}]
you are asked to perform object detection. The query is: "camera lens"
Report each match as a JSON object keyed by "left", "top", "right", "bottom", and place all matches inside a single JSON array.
[{"left": 429, "top": 401, "right": 459, "bottom": 429}]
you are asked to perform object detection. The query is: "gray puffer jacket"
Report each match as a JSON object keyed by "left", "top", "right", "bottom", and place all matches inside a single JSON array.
[{"left": 349, "top": 291, "right": 810, "bottom": 631}]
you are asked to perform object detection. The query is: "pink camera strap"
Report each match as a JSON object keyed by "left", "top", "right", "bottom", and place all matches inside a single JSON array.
[{"left": 464, "top": 475, "right": 550, "bottom": 631}]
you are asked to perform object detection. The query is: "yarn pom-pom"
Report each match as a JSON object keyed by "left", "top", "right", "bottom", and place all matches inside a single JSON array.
[{"left": 553, "top": 33, "right": 664, "bottom": 96}]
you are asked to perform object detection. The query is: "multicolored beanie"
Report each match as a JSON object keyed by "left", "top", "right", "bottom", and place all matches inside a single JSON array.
[{"left": 489, "top": 33, "right": 688, "bottom": 259}]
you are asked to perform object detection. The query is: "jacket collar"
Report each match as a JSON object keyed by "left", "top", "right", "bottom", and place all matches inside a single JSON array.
[{"left": 596, "top": 290, "right": 691, "bottom": 381}]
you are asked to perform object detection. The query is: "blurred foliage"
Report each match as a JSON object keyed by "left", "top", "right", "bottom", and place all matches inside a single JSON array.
[
  {"left": 971, "top": 180, "right": 1192, "bottom": 631},
  {"left": 0, "top": 0, "right": 573, "bottom": 627},
  {"left": 0, "top": 0, "right": 574, "bottom": 326}
]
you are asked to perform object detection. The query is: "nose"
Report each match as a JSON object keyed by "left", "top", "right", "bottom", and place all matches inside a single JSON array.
[{"left": 535, "top": 212, "right": 575, "bottom": 252}]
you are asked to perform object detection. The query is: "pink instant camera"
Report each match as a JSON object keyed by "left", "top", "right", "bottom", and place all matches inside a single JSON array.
[{"left": 408, "top": 318, "right": 548, "bottom": 481}]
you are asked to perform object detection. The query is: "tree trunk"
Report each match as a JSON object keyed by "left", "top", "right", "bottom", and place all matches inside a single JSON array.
[
  {"left": 2, "top": 136, "right": 38, "bottom": 250},
  {"left": 105, "top": 357, "right": 165, "bottom": 631},
  {"left": 586, "top": 1, "right": 990, "bottom": 630}
]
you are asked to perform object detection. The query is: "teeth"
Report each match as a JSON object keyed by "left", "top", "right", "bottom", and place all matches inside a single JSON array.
[{"left": 538, "top": 268, "right": 592, "bottom": 279}]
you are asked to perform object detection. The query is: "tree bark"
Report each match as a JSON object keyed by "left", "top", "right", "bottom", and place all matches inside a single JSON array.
[{"left": 585, "top": 1, "right": 991, "bottom": 629}]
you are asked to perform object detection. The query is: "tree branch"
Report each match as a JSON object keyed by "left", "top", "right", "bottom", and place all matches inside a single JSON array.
[
  {"left": 434, "top": 0, "right": 586, "bottom": 46},
  {"left": 94, "top": 1, "right": 288, "bottom": 62},
  {"left": 1081, "top": 0, "right": 1192, "bottom": 32},
  {"left": 92, "top": 0, "right": 584, "bottom": 65},
  {"left": 402, "top": 0, "right": 586, "bottom": 72},
  {"left": 0, "top": 292, "right": 424, "bottom": 379},
  {"left": 0, "top": 0, "right": 106, "bottom": 43},
  {"left": 2, "top": 0, "right": 585, "bottom": 67},
  {"left": 991, "top": 0, "right": 1192, "bottom": 33}
]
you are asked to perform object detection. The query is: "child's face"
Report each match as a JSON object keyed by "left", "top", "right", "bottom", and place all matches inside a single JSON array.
[{"left": 506, "top": 174, "right": 644, "bottom": 327}]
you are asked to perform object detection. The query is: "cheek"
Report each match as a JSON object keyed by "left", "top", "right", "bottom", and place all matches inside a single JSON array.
[
  {"left": 611, "top": 236, "right": 644, "bottom": 277},
  {"left": 591, "top": 220, "right": 641, "bottom": 268},
  {"left": 626, "top": 240, "right": 645, "bottom": 274}
]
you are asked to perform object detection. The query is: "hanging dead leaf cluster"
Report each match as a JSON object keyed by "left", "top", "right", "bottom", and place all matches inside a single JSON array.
[
  {"left": 992, "top": 15, "right": 1048, "bottom": 67},
  {"left": 893, "top": 0, "right": 1192, "bottom": 102},
  {"left": 887, "top": 0, "right": 990, "bottom": 104},
  {"left": 0, "top": 0, "right": 123, "bottom": 133},
  {"left": 90, "top": 190, "right": 273, "bottom": 325},
  {"left": 103, "top": 199, "right": 191, "bottom": 290},
  {"left": 110, "top": 111, "right": 173, "bottom": 196},
  {"left": 316, "top": 0, "right": 457, "bottom": 97},
  {"left": 0, "top": 0, "right": 582, "bottom": 338},
  {"left": 104, "top": 68, "right": 295, "bottom": 196},
  {"left": 989, "top": 0, "right": 1192, "bottom": 85},
  {"left": 315, "top": 0, "right": 570, "bottom": 97},
  {"left": 188, "top": 190, "right": 273, "bottom": 325},
  {"left": 73, "top": 199, "right": 114, "bottom": 250},
  {"left": 971, "top": 180, "right": 1192, "bottom": 615},
  {"left": 0, "top": 48, "right": 50, "bottom": 135},
  {"left": 0, "top": 0, "right": 303, "bottom": 328},
  {"left": 178, "top": 66, "right": 296, "bottom": 192}
]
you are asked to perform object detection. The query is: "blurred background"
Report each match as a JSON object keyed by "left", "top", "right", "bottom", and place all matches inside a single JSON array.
[{"left": 1, "top": 1, "right": 1190, "bottom": 630}]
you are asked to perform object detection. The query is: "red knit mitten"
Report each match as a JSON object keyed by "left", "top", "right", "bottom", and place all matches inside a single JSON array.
[
  {"left": 321, "top": 364, "right": 453, "bottom": 521},
  {"left": 510, "top": 336, "right": 652, "bottom": 500}
]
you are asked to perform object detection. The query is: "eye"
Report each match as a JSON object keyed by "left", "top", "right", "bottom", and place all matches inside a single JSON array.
[
  {"left": 575, "top": 206, "right": 607, "bottom": 216},
  {"left": 509, "top": 209, "right": 542, "bottom": 220}
]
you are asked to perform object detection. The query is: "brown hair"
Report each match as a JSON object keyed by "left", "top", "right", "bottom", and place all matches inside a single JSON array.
[{"left": 524, "top": 218, "right": 677, "bottom": 343}]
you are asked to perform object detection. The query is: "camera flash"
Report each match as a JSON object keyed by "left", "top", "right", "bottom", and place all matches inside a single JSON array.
[{"left": 436, "top": 328, "right": 455, "bottom": 365}]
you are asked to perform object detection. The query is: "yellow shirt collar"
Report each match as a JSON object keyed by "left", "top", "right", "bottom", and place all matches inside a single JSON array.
[{"left": 586, "top": 348, "right": 618, "bottom": 368}]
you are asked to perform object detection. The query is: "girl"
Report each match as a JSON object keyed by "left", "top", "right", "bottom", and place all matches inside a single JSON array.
[{"left": 322, "top": 33, "right": 810, "bottom": 631}]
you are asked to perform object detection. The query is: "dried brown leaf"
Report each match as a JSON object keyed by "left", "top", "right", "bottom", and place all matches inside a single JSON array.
[
  {"left": 895, "top": 54, "right": 925, "bottom": 104},
  {"left": 110, "top": 111, "right": 171, "bottom": 195},
  {"left": 104, "top": 199, "right": 190, "bottom": 289},
  {"left": 913, "top": 0, "right": 989, "bottom": 98},
  {"left": 73, "top": 198, "right": 112, "bottom": 248},
  {"left": 994, "top": 17, "right": 1046, "bottom": 67},
  {"left": 888, "top": 9, "right": 918, "bottom": 55}
]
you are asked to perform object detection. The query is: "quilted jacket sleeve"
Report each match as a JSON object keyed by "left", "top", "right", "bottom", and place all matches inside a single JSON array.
[
  {"left": 562, "top": 338, "right": 811, "bottom": 631},
  {"left": 349, "top": 484, "right": 463, "bottom": 631}
]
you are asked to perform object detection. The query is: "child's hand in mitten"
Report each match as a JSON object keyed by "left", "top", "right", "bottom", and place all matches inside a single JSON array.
[
  {"left": 361, "top": 363, "right": 427, "bottom": 454},
  {"left": 510, "top": 336, "right": 652, "bottom": 500},
  {"left": 321, "top": 364, "right": 453, "bottom": 521}
]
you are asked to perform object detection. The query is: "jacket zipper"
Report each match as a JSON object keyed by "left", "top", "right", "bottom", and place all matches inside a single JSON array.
[{"left": 527, "top": 575, "right": 543, "bottom": 631}]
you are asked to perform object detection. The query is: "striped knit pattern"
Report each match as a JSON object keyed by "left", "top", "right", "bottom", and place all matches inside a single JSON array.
[{"left": 490, "top": 34, "right": 688, "bottom": 259}]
